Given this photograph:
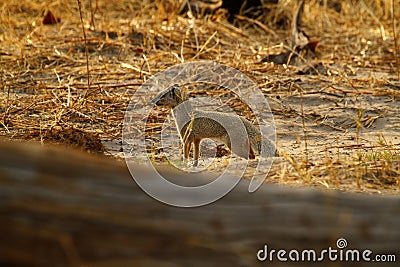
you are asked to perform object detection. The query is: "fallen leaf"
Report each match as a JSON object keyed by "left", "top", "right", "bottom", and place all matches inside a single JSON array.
[{"left": 43, "top": 10, "right": 61, "bottom": 25}]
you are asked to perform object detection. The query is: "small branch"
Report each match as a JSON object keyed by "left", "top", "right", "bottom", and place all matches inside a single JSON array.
[
  {"left": 299, "top": 85, "right": 309, "bottom": 168},
  {"left": 392, "top": 0, "right": 400, "bottom": 80},
  {"left": 77, "top": 0, "right": 91, "bottom": 95},
  {"left": 235, "top": 15, "right": 278, "bottom": 38},
  {"left": 88, "top": 0, "right": 98, "bottom": 30}
]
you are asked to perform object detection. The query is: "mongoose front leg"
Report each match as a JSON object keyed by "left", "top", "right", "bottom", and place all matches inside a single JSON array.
[
  {"left": 183, "top": 140, "right": 191, "bottom": 163},
  {"left": 249, "top": 146, "right": 256, "bottom": 159},
  {"left": 192, "top": 138, "right": 201, "bottom": 167}
]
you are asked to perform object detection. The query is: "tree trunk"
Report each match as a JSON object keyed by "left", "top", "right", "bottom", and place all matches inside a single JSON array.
[{"left": 0, "top": 141, "right": 399, "bottom": 266}]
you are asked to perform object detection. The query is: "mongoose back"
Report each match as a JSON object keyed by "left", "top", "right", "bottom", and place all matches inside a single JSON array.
[{"left": 153, "top": 84, "right": 277, "bottom": 166}]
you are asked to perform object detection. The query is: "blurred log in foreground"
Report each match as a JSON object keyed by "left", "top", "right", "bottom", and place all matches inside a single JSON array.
[{"left": 0, "top": 141, "right": 399, "bottom": 267}]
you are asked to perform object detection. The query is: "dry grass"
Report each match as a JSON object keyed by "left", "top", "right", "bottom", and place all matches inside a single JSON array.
[{"left": 0, "top": 0, "right": 399, "bottom": 194}]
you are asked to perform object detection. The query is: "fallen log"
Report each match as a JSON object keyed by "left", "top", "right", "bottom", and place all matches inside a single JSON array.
[{"left": 0, "top": 141, "right": 399, "bottom": 266}]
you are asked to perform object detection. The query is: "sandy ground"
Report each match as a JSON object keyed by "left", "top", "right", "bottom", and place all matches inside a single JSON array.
[{"left": 0, "top": 0, "right": 399, "bottom": 194}]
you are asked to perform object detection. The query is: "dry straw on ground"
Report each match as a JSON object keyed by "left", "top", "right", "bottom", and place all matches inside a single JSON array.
[{"left": 0, "top": 0, "right": 399, "bottom": 194}]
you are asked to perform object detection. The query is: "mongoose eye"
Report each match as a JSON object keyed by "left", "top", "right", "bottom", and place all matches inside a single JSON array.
[{"left": 171, "top": 85, "right": 181, "bottom": 94}]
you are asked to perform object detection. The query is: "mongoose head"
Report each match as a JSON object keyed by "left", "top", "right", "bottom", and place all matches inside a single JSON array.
[{"left": 152, "top": 84, "right": 186, "bottom": 108}]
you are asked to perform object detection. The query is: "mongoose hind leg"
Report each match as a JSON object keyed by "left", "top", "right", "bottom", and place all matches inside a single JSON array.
[{"left": 230, "top": 137, "right": 254, "bottom": 159}]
